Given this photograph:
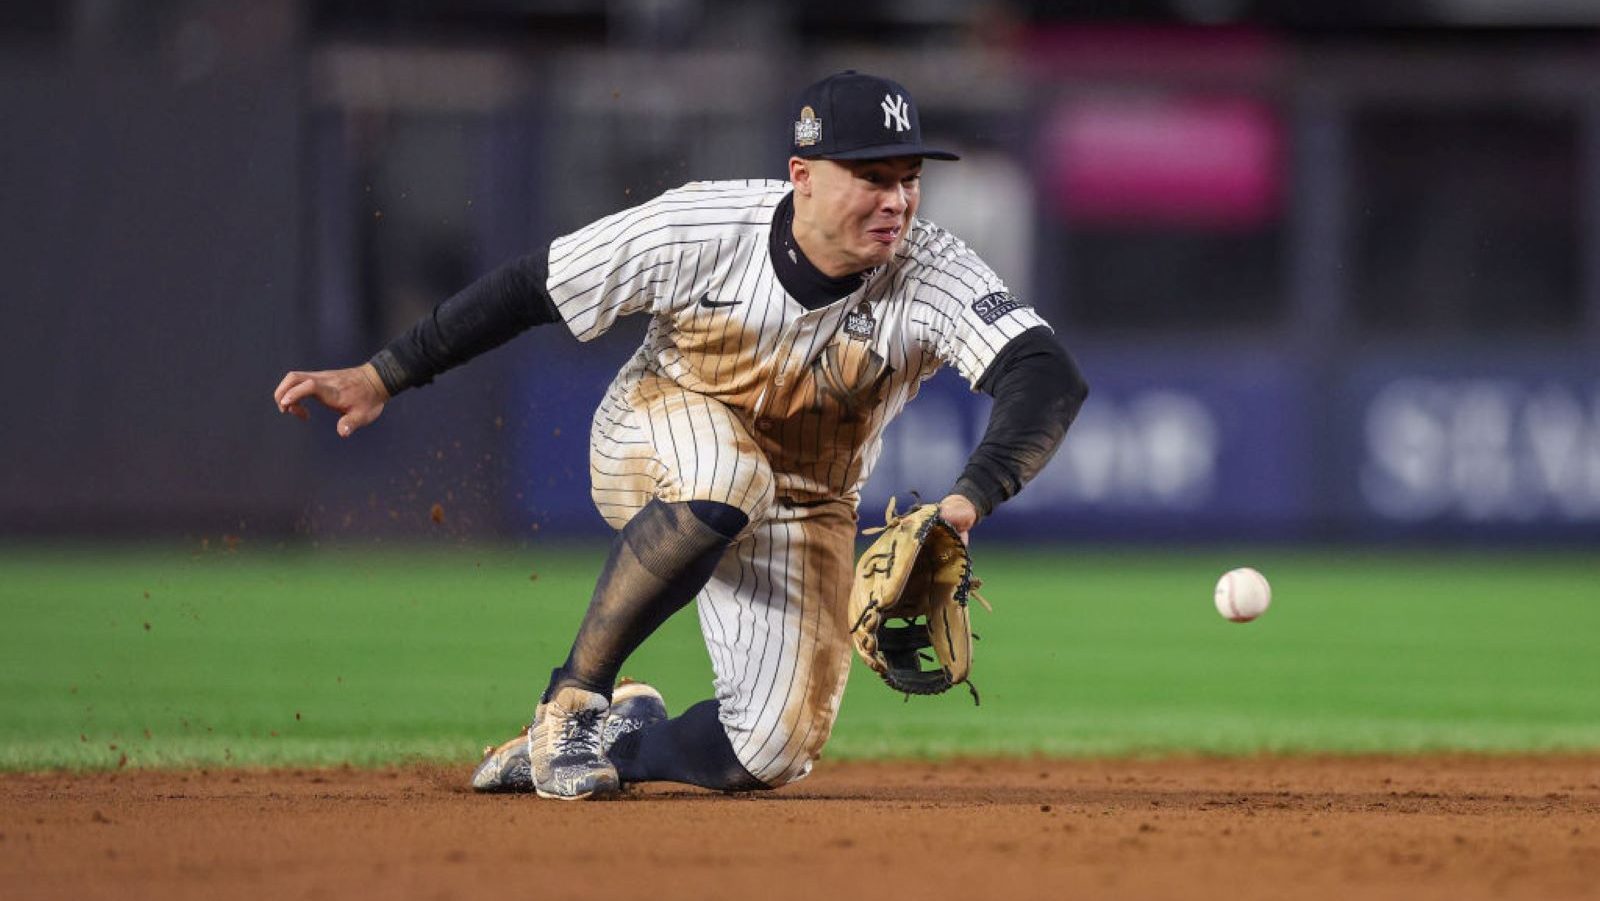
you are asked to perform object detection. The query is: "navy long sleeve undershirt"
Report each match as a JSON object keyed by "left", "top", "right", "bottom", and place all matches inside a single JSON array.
[
  {"left": 367, "top": 247, "right": 559, "bottom": 396},
  {"left": 953, "top": 326, "right": 1088, "bottom": 519}
]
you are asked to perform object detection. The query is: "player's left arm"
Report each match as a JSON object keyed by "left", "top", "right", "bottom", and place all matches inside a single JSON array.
[
  {"left": 913, "top": 238, "right": 1088, "bottom": 536},
  {"left": 942, "top": 325, "right": 1088, "bottom": 534}
]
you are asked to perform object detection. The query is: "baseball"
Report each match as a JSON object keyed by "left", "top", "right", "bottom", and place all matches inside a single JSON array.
[{"left": 1214, "top": 567, "right": 1271, "bottom": 622}]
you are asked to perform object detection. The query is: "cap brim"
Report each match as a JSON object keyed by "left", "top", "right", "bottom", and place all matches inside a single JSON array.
[{"left": 810, "top": 143, "right": 960, "bottom": 161}]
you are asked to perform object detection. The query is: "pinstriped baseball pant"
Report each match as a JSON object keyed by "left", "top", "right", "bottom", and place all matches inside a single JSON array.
[{"left": 590, "top": 371, "right": 857, "bottom": 785}]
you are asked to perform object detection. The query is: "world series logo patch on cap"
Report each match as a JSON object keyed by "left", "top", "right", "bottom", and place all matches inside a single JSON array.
[{"left": 794, "top": 105, "right": 822, "bottom": 147}]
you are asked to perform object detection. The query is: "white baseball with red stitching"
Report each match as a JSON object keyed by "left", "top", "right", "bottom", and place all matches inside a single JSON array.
[{"left": 1214, "top": 567, "right": 1271, "bottom": 623}]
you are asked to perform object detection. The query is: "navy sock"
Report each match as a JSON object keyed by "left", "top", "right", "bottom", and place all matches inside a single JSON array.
[
  {"left": 546, "top": 499, "right": 747, "bottom": 701},
  {"left": 607, "top": 699, "right": 768, "bottom": 791}
]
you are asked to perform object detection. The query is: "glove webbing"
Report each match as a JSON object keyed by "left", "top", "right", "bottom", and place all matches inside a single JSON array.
[{"left": 875, "top": 623, "right": 981, "bottom": 704}]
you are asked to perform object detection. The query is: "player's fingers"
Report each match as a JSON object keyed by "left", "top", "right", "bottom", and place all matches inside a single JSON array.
[
  {"left": 277, "top": 378, "right": 323, "bottom": 411},
  {"left": 274, "top": 378, "right": 305, "bottom": 410},
  {"left": 935, "top": 498, "right": 976, "bottom": 544},
  {"left": 273, "top": 371, "right": 310, "bottom": 407}
]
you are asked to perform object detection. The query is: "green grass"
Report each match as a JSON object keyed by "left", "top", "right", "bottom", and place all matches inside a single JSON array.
[{"left": 1, "top": 543, "right": 1597, "bottom": 770}]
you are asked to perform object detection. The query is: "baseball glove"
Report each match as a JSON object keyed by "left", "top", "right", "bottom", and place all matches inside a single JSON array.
[{"left": 847, "top": 498, "right": 982, "bottom": 702}]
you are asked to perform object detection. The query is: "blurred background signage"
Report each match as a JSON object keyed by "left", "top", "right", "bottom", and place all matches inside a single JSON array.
[{"left": 3, "top": 0, "right": 1597, "bottom": 543}]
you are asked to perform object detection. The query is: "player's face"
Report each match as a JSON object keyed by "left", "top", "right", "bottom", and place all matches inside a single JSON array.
[{"left": 795, "top": 156, "right": 922, "bottom": 276}]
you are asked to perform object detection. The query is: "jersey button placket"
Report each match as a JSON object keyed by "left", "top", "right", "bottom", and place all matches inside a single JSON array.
[{"left": 754, "top": 318, "right": 801, "bottom": 421}]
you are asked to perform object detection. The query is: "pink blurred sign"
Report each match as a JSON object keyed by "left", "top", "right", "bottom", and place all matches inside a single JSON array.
[{"left": 1041, "top": 96, "right": 1283, "bottom": 229}]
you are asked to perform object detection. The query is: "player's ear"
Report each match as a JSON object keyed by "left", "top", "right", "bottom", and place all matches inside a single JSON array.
[{"left": 789, "top": 156, "right": 812, "bottom": 195}]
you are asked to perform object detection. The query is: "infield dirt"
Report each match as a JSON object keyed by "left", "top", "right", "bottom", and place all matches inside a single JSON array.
[{"left": 3, "top": 755, "right": 1597, "bottom": 900}]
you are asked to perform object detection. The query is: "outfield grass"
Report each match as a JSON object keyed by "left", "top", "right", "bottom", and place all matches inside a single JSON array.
[{"left": 1, "top": 543, "right": 1597, "bottom": 770}]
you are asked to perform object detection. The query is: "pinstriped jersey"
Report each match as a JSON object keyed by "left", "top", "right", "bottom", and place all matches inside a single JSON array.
[{"left": 546, "top": 179, "right": 1050, "bottom": 503}]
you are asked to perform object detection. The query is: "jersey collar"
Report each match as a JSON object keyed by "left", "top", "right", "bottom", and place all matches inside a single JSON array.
[{"left": 769, "top": 191, "right": 872, "bottom": 311}]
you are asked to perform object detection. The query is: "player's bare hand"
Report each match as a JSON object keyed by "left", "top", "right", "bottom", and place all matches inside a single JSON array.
[
  {"left": 937, "top": 494, "right": 978, "bottom": 545},
  {"left": 273, "top": 363, "right": 390, "bottom": 438}
]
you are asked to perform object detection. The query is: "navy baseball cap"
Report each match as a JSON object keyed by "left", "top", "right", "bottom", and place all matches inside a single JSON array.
[{"left": 790, "top": 71, "right": 960, "bottom": 161}]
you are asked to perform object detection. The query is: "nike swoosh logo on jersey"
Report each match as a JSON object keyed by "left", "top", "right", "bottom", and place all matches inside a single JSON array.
[{"left": 699, "top": 294, "right": 742, "bottom": 309}]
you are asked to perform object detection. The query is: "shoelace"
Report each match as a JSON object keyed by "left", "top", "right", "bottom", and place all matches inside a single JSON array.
[{"left": 553, "top": 708, "right": 605, "bottom": 756}]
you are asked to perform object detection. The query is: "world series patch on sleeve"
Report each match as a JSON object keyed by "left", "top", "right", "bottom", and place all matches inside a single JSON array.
[{"left": 847, "top": 499, "right": 986, "bottom": 702}]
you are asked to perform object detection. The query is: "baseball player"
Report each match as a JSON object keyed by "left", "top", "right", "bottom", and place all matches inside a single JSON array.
[{"left": 273, "top": 71, "right": 1088, "bottom": 799}]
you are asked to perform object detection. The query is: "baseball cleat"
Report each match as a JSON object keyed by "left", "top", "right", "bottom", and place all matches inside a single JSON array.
[
  {"left": 602, "top": 679, "right": 668, "bottom": 754},
  {"left": 469, "top": 726, "right": 533, "bottom": 793},
  {"left": 468, "top": 680, "right": 665, "bottom": 794},
  {"left": 527, "top": 686, "right": 620, "bottom": 800}
]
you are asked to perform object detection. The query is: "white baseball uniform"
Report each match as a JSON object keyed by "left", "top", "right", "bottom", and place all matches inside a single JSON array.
[{"left": 544, "top": 179, "right": 1048, "bottom": 784}]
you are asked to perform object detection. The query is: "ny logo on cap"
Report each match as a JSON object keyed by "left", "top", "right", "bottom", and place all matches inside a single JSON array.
[{"left": 881, "top": 93, "right": 910, "bottom": 132}]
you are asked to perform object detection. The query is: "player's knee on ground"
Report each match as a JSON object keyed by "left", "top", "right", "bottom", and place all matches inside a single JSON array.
[
  {"left": 721, "top": 702, "right": 840, "bottom": 788},
  {"left": 608, "top": 699, "right": 770, "bottom": 792}
]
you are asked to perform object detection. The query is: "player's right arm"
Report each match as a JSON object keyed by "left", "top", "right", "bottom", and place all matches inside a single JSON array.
[
  {"left": 271, "top": 184, "right": 703, "bottom": 437},
  {"left": 366, "top": 248, "right": 562, "bottom": 396},
  {"left": 271, "top": 247, "right": 561, "bottom": 436}
]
